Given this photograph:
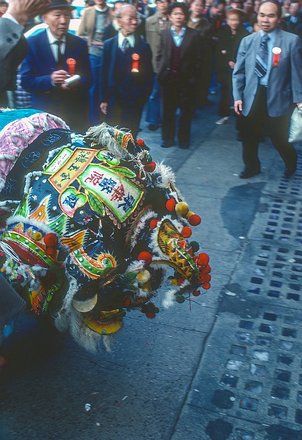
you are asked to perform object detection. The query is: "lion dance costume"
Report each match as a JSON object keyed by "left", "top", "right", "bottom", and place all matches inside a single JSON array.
[{"left": 0, "top": 110, "right": 211, "bottom": 352}]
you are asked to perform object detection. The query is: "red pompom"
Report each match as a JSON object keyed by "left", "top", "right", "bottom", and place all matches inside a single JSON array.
[
  {"left": 177, "top": 277, "right": 185, "bottom": 286},
  {"left": 146, "top": 312, "right": 156, "bottom": 319},
  {"left": 202, "top": 282, "right": 211, "bottom": 290},
  {"left": 123, "top": 296, "right": 132, "bottom": 307},
  {"left": 203, "top": 265, "right": 211, "bottom": 274},
  {"left": 188, "top": 214, "right": 201, "bottom": 226},
  {"left": 192, "top": 290, "right": 201, "bottom": 297},
  {"left": 199, "top": 273, "right": 211, "bottom": 283},
  {"left": 45, "top": 247, "right": 57, "bottom": 257},
  {"left": 136, "top": 139, "right": 145, "bottom": 147},
  {"left": 144, "top": 161, "right": 156, "bottom": 172},
  {"left": 44, "top": 233, "right": 58, "bottom": 247},
  {"left": 149, "top": 219, "right": 159, "bottom": 230},
  {"left": 196, "top": 253, "right": 209, "bottom": 266},
  {"left": 166, "top": 198, "right": 176, "bottom": 212},
  {"left": 137, "top": 251, "right": 153, "bottom": 264},
  {"left": 181, "top": 226, "right": 192, "bottom": 238}
]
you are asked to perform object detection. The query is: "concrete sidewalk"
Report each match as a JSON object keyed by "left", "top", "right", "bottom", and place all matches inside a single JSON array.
[
  {"left": 167, "top": 113, "right": 302, "bottom": 440},
  {"left": 0, "top": 104, "right": 301, "bottom": 440}
]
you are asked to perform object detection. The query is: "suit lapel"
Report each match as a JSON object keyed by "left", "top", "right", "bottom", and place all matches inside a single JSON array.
[
  {"left": 134, "top": 35, "right": 142, "bottom": 53},
  {"left": 65, "top": 33, "right": 72, "bottom": 57},
  {"left": 42, "top": 30, "right": 57, "bottom": 68},
  {"left": 180, "top": 28, "right": 191, "bottom": 59},
  {"left": 273, "top": 28, "right": 282, "bottom": 53},
  {"left": 110, "top": 36, "right": 118, "bottom": 77},
  {"left": 165, "top": 30, "right": 172, "bottom": 64},
  {"left": 268, "top": 28, "right": 282, "bottom": 81},
  {"left": 251, "top": 31, "right": 261, "bottom": 69}
]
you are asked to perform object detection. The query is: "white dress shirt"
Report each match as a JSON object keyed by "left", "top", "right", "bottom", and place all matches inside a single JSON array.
[
  {"left": 46, "top": 28, "right": 66, "bottom": 62},
  {"left": 118, "top": 32, "right": 135, "bottom": 49}
]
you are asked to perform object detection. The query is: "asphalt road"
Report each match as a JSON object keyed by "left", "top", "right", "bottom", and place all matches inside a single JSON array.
[{"left": 1, "top": 98, "right": 301, "bottom": 440}]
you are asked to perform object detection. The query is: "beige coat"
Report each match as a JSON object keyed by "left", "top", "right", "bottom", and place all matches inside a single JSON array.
[
  {"left": 77, "top": 6, "right": 111, "bottom": 47},
  {"left": 145, "top": 12, "right": 169, "bottom": 73}
]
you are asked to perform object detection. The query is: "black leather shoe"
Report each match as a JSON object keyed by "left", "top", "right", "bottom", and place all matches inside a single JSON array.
[
  {"left": 161, "top": 142, "right": 173, "bottom": 148},
  {"left": 148, "top": 124, "right": 159, "bottom": 131},
  {"left": 239, "top": 169, "right": 261, "bottom": 179},
  {"left": 179, "top": 143, "right": 189, "bottom": 149}
]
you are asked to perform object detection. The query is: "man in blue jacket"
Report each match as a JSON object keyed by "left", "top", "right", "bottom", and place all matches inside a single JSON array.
[
  {"left": 20, "top": 0, "right": 92, "bottom": 133},
  {"left": 233, "top": 0, "right": 302, "bottom": 178},
  {"left": 100, "top": 4, "right": 153, "bottom": 138}
]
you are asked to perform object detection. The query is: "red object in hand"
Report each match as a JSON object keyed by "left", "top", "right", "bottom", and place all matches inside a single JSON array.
[{"left": 66, "top": 58, "right": 76, "bottom": 75}]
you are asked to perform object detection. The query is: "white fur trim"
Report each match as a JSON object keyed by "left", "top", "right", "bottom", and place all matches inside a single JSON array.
[
  {"left": 162, "top": 289, "right": 176, "bottom": 309},
  {"left": 155, "top": 163, "right": 176, "bottom": 188}
]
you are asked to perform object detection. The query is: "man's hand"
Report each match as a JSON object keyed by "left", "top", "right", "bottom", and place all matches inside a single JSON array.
[
  {"left": 100, "top": 102, "right": 108, "bottom": 115},
  {"left": 51, "top": 70, "right": 69, "bottom": 86},
  {"left": 7, "top": 0, "right": 50, "bottom": 26},
  {"left": 91, "top": 41, "right": 104, "bottom": 48},
  {"left": 234, "top": 100, "right": 243, "bottom": 115}
]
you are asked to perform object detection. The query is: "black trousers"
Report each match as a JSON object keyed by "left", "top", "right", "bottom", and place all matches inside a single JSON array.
[
  {"left": 106, "top": 99, "right": 144, "bottom": 139},
  {"left": 161, "top": 80, "right": 195, "bottom": 146},
  {"left": 240, "top": 86, "right": 297, "bottom": 172},
  {"left": 218, "top": 73, "right": 232, "bottom": 117}
]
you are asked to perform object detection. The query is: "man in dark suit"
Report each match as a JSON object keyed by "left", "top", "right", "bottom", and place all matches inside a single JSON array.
[
  {"left": 20, "top": 0, "right": 92, "bottom": 132},
  {"left": 0, "top": 0, "right": 50, "bottom": 105},
  {"left": 100, "top": 4, "right": 153, "bottom": 138},
  {"left": 157, "top": 2, "right": 203, "bottom": 149},
  {"left": 282, "top": 2, "right": 302, "bottom": 38},
  {"left": 233, "top": 0, "right": 302, "bottom": 178}
]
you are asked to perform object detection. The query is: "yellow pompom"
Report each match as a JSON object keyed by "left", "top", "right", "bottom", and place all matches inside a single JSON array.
[
  {"left": 141, "top": 281, "right": 152, "bottom": 292},
  {"left": 175, "top": 201, "right": 189, "bottom": 216},
  {"left": 33, "top": 231, "right": 43, "bottom": 241},
  {"left": 136, "top": 270, "right": 151, "bottom": 285}
]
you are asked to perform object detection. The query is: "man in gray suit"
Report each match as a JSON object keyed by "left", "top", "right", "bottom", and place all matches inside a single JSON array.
[
  {"left": 0, "top": 0, "right": 50, "bottom": 102},
  {"left": 233, "top": 0, "right": 302, "bottom": 179}
]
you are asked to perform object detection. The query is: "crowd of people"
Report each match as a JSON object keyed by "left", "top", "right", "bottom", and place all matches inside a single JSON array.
[{"left": 0, "top": 0, "right": 302, "bottom": 164}]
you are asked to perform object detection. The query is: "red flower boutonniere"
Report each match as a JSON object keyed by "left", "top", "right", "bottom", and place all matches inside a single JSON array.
[
  {"left": 131, "top": 53, "right": 140, "bottom": 73},
  {"left": 272, "top": 47, "right": 281, "bottom": 67}
]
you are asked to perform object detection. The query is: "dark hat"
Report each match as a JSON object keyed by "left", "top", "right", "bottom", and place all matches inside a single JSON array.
[
  {"left": 43, "top": 0, "right": 75, "bottom": 12},
  {"left": 226, "top": 7, "right": 245, "bottom": 16}
]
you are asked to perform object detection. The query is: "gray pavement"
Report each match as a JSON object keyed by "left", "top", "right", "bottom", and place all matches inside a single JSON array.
[{"left": 1, "top": 100, "right": 302, "bottom": 440}]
